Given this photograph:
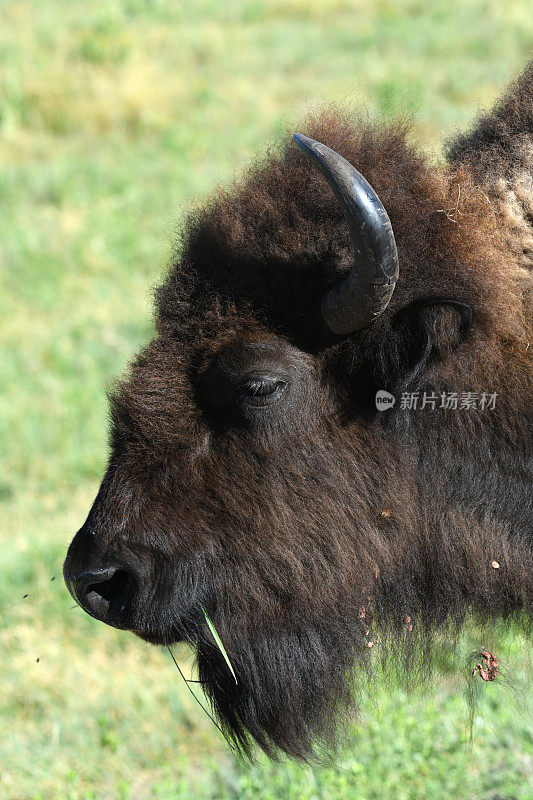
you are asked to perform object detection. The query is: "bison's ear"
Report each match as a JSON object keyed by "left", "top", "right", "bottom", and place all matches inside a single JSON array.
[{"left": 372, "top": 299, "right": 472, "bottom": 391}]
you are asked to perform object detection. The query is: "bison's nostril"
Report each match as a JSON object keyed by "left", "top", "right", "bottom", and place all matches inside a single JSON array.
[
  {"left": 86, "top": 569, "right": 130, "bottom": 605},
  {"left": 67, "top": 566, "right": 134, "bottom": 626}
]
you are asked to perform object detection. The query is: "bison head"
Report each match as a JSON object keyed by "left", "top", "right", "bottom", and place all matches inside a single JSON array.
[{"left": 64, "top": 66, "right": 532, "bottom": 758}]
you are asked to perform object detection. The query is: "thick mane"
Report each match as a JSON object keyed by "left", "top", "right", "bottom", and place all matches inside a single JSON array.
[
  {"left": 448, "top": 60, "right": 533, "bottom": 304},
  {"left": 448, "top": 61, "right": 533, "bottom": 183}
]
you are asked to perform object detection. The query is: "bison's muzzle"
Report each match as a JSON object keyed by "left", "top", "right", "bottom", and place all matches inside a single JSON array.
[{"left": 64, "top": 529, "right": 139, "bottom": 629}]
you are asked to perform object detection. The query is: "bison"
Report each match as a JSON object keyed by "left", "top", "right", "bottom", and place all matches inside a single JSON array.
[{"left": 64, "top": 63, "right": 532, "bottom": 759}]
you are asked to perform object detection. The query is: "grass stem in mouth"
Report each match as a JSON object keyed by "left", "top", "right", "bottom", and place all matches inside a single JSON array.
[{"left": 201, "top": 606, "right": 238, "bottom": 684}]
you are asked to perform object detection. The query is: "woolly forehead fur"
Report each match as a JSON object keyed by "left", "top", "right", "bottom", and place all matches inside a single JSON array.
[
  {"left": 103, "top": 68, "right": 532, "bottom": 759},
  {"left": 115, "top": 105, "right": 532, "bottom": 450},
  {"left": 156, "top": 115, "right": 527, "bottom": 355}
]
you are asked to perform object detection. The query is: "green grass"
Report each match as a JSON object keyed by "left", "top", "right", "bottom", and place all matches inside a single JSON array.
[{"left": 1, "top": 1, "right": 532, "bottom": 798}]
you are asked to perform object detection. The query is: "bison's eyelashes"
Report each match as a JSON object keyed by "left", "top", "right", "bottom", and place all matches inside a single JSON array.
[
  {"left": 198, "top": 341, "right": 311, "bottom": 425},
  {"left": 238, "top": 376, "right": 288, "bottom": 406}
]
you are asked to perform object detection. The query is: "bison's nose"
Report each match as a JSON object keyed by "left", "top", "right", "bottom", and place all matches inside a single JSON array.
[{"left": 65, "top": 564, "right": 134, "bottom": 627}]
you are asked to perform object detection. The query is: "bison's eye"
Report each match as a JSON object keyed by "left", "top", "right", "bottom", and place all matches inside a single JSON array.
[
  {"left": 200, "top": 342, "right": 312, "bottom": 428},
  {"left": 239, "top": 375, "right": 288, "bottom": 406}
]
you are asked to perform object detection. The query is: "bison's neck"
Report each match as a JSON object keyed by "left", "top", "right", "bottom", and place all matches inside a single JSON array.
[
  {"left": 398, "top": 410, "right": 533, "bottom": 619},
  {"left": 363, "top": 411, "right": 531, "bottom": 633},
  {"left": 414, "top": 417, "right": 531, "bottom": 535}
]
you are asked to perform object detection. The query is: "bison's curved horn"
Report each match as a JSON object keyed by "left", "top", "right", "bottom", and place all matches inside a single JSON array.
[{"left": 294, "top": 133, "right": 399, "bottom": 336}]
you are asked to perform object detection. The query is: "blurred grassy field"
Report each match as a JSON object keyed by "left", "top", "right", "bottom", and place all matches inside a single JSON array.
[{"left": 1, "top": 1, "right": 532, "bottom": 798}]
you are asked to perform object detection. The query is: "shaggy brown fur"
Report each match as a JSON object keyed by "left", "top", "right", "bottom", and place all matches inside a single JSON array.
[{"left": 64, "top": 63, "right": 533, "bottom": 759}]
